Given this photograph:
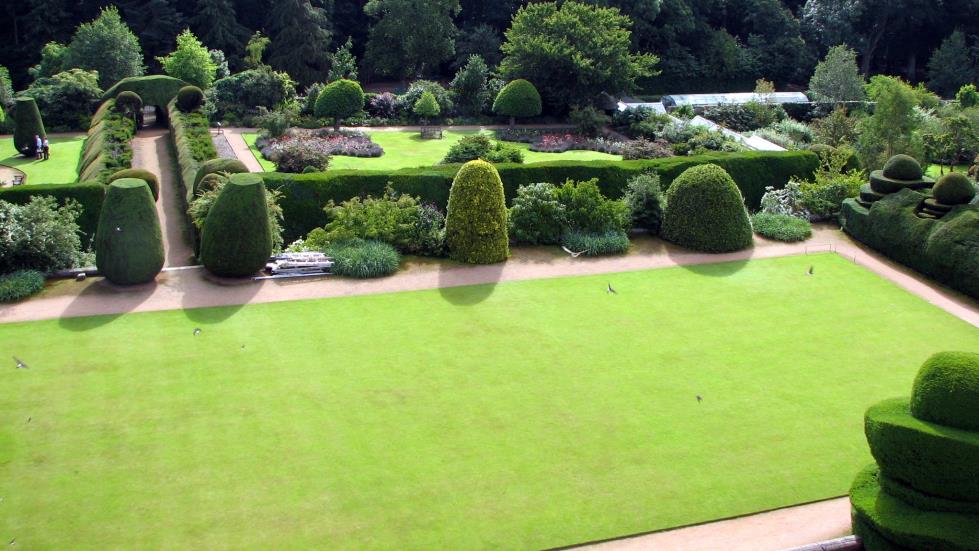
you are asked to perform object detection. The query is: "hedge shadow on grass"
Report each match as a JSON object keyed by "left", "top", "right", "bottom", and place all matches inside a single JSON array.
[
  {"left": 666, "top": 248, "right": 754, "bottom": 277},
  {"left": 58, "top": 280, "right": 159, "bottom": 331},
  {"left": 437, "top": 262, "right": 505, "bottom": 305},
  {"left": 180, "top": 276, "right": 263, "bottom": 324}
]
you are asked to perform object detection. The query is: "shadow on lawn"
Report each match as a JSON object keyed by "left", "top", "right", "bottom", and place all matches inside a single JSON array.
[
  {"left": 666, "top": 243, "right": 755, "bottom": 277},
  {"left": 180, "top": 274, "right": 263, "bottom": 324},
  {"left": 58, "top": 280, "right": 159, "bottom": 331},
  {"left": 437, "top": 262, "right": 505, "bottom": 305}
]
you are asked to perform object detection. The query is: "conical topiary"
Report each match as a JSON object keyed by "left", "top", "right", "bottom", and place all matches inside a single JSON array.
[
  {"left": 199, "top": 173, "right": 272, "bottom": 277},
  {"left": 13, "top": 97, "right": 46, "bottom": 157},
  {"left": 851, "top": 351, "right": 979, "bottom": 549},
  {"left": 95, "top": 178, "right": 164, "bottom": 285},
  {"left": 661, "top": 164, "right": 753, "bottom": 253},
  {"left": 445, "top": 160, "right": 509, "bottom": 264}
]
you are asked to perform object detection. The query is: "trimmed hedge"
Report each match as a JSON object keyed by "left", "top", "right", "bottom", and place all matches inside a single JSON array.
[
  {"left": 841, "top": 191, "right": 979, "bottom": 299},
  {"left": 661, "top": 164, "right": 753, "bottom": 253},
  {"left": 493, "top": 79, "right": 542, "bottom": 120},
  {"left": 751, "top": 212, "right": 812, "bottom": 242},
  {"left": 0, "top": 182, "right": 106, "bottom": 240},
  {"left": 445, "top": 160, "right": 509, "bottom": 264},
  {"left": 102, "top": 75, "right": 188, "bottom": 107},
  {"left": 192, "top": 158, "right": 248, "bottom": 199},
  {"left": 176, "top": 86, "right": 204, "bottom": 112},
  {"left": 77, "top": 99, "right": 136, "bottom": 183},
  {"left": 95, "top": 178, "right": 164, "bottom": 285},
  {"left": 314, "top": 79, "right": 364, "bottom": 129},
  {"left": 13, "top": 97, "right": 46, "bottom": 156},
  {"left": 911, "top": 352, "right": 979, "bottom": 432},
  {"left": 199, "top": 173, "right": 272, "bottom": 277},
  {"left": 933, "top": 172, "right": 976, "bottom": 205},
  {"left": 262, "top": 151, "right": 818, "bottom": 242},
  {"left": 108, "top": 168, "right": 159, "bottom": 201}
]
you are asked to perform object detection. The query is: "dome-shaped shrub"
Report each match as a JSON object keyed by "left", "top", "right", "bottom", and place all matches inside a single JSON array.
[
  {"left": 910, "top": 351, "right": 979, "bottom": 431},
  {"left": 661, "top": 164, "right": 753, "bottom": 253},
  {"left": 198, "top": 172, "right": 227, "bottom": 193},
  {"left": 176, "top": 85, "right": 204, "bottom": 112},
  {"left": 13, "top": 97, "right": 46, "bottom": 156},
  {"left": 933, "top": 172, "right": 977, "bottom": 205},
  {"left": 115, "top": 91, "right": 143, "bottom": 116},
  {"left": 314, "top": 79, "right": 365, "bottom": 131},
  {"left": 199, "top": 173, "right": 272, "bottom": 277},
  {"left": 883, "top": 154, "right": 924, "bottom": 181},
  {"left": 493, "top": 80, "right": 542, "bottom": 124},
  {"left": 193, "top": 158, "right": 248, "bottom": 196},
  {"left": 108, "top": 168, "right": 159, "bottom": 201},
  {"left": 95, "top": 178, "right": 164, "bottom": 285},
  {"left": 445, "top": 160, "right": 509, "bottom": 264}
]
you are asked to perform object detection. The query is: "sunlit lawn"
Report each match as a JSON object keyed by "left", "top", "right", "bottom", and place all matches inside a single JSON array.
[{"left": 0, "top": 136, "right": 84, "bottom": 184}]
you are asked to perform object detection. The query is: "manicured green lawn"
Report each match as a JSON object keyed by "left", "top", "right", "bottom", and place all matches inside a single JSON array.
[
  {"left": 2, "top": 254, "right": 977, "bottom": 549},
  {"left": 244, "top": 129, "right": 621, "bottom": 172},
  {"left": 0, "top": 136, "right": 85, "bottom": 184},
  {"left": 925, "top": 164, "right": 970, "bottom": 178}
]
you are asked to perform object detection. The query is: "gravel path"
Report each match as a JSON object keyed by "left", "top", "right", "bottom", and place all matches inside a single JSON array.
[{"left": 131, "top": 128, "right": 196, "bottom": 267}]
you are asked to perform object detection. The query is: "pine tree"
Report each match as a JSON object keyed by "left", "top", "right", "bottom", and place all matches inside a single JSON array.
[
  {"left": 327, "top": 37, "right": 357, "bottom": 82},
  {"left": 363, "top": 0, "right": 460, "bottom": 80},
  {"left": 190, "top": 0, "right": 250, "bottom": 67},
  {"left": 265, "top": 0, "right": 333, "bottom": 86},
  {"left": 121, "top": 0, "right": 185, "bottom": 69}
]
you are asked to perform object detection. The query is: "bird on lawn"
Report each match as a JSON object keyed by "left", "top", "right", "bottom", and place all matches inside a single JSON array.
[
  {"left": 193, "top": 328, "right": 202, "bottom": 336},
  {"left": 561, "top": 246, "right": 589, "bottom": 258},
  {"left": 807, "top": 265, "right": 814, "bottom": 276},
  {"left": 13, "top": 357, "right": 28, "bottom": 369},
  {"left": 607, "top": 282, "right": 617, "bottom": 295},
  {"left": 696, "top": 395, "right": 703, "bottom": 403}
]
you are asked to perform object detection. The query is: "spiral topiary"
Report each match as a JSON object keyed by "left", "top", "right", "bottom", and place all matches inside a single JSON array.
[
  {"left": 851, "top": 351, "right": 979, "bottom": 550},
  {"left": 661, "top": 164, "right": 753, "bottom": 253},
  {"left": 108, "top": 168, "right": 159, "bottom": 201},
  {"left": 199, "top": 173, "right": 272, "bottom": 277},
  {"left": 95, "top": 178, "right": 165, "bottom": 285},
  {"left": 932, "top": 172, "right": 976, "bottom": 206},
  {"left": 445, "top": 160, "right": 509, "bottom": 264},
  {"left": 176, "top": 85, "right": 204, "bottom": 112},
  {"left": 492, "top": 80, "right": 542, "bottom": 125}
]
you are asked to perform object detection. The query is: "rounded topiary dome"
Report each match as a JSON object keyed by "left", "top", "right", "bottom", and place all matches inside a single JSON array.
[
  {"left": 910, "top": 351, "right": 979, "bottom": 431},
  {"left": 661, "top": 164, "right": 753, "bottom": 253},
  {"left": 115, "top": 91, "right": 143, "bottom": 115},
  {"left": 933, "top": 172, "right": 977, "bottom": 205},
  {"left": 883, "top": 154, "right": 924, "bottom": 181},
  {"left": 199, "top": 173, "right": 272, "bottom": 277},
  {"left": 176, "top": 85, "right": 204, "bottom": 112},
  {"left": 95, "top": 178, "right": 164, "bottom": 285},
  {"left": 108, "top": 168, "right": 159, "bottom": 201},
  {"left": 493, "top": 80, "right": 543, "bottom": 121},
  {"left": 193, "top": 158, "right": 248, "bottom": 196}
]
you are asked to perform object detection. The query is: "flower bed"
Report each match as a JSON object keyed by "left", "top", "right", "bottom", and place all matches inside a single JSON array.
[
  {"left": 495, "top": 129, "right": 623, "bottom": 155},
  {"left": 257, "top": 129, "right": 384, "bottom": 164}
]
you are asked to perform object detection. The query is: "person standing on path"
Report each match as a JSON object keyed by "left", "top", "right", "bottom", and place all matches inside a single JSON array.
[
  {"left": 42, "top": 137, "right": 50, "bottom": 161},
  {"left": 34, "top": 135, "right": 43, "bottom": 160}
]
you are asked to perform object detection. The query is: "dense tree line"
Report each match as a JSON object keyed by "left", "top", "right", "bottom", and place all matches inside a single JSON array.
[{"left": 3, "top": 0, "right": 979, "bottom": 93}]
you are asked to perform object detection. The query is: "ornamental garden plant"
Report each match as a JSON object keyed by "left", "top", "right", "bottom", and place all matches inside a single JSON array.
[
  {"left": 315, "top": 79, "right": 365, "bottom": 131},
  {"left": 199, "top": 173, "right": 274, "bottom": 277},
  {"left": 661, "top": 164, "right": 754, "bottom": 253},
  {"left": 445, "top": 160, "right": 509, "bottom": 263},
  {"left": 94, "top": 178, "right": 164, "bottom": 285}
]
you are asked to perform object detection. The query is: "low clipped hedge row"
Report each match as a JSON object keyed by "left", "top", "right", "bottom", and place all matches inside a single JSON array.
[
  {"left": 0, "top": 182, "right": 106, "bottom": 240},
  {"left": 77, "top": 99, "right": 136, "bottom": 183},
  {"left": 841, "top": 191, "right": 979, "bottom": 299},
  {"left": 102, "top": 75, "right": 188, "bottom": 107},
  {"left": 168, "top": 98, "right": 218, "bottom": 250},
  {"left": 263, "top": 151, "right": 818, "bottom": 242}
]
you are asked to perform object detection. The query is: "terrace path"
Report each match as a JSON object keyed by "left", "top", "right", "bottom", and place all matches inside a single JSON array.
[{"left": 131, "top": 128, "right": 196, "bottom": 267}]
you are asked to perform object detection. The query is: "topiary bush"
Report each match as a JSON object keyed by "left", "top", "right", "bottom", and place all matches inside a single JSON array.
[
  {"left": 95, "top": 178, "right": 164, "bottom": 285},
  {"left": 623, "top": 172, "right": 665, "bottom": 234},
  {"left": 933, "top": 172, "right": 977, "bottom": 205},
  {"left": 508, "top": 182, "right": 567, "bottom": 245},
  {"left": 314, "top": 79, "right": 365, "bottom": 131},
  {"left": 108, "top": 168, "right": 159, "bottom": 201},
  {"left": 493, "top": 79, "right": 542, "bottom": 125},
  {"left": 115, "top": 90, "right": 142, "bottom": 118},
  {"left": 661, "top": 164, "right": 753, "bottom": 252},
  {"left": 750, "top": 212, "right": 812, "bottom": 242},
  {"left": 192, "top": 158, "right": 248, "bottom": 196},
  {"left": 0, "top": 270, "right": 45, "bottom": 303},
  {"left": 561, "top": 230, "right": 630, "bottom": 256},
  {"left": 883, "top": 154, "right": 923, "bottom": 181},
  {"left": 176, "top": 85, "right": 204, "bottom": 112},
  {"left": 441, "top": 134, "right": 524, "bottom": 164},
  {"left": 199, "top": 173, "right": 272, "bottom": 277},
  {"left": 13, "top": 97, "right": 46, "bottom": 156},
  {"left": 102, "top": 75, "right": 188, "bottom": 107},
  {"left": 325, "top": 238, "right": 400, "bottom": 278},
  {"left": 445, "top": 160, "right": 509, "bottom": 263},
  {"left": 910, "top": 351, "right": 979, "bottom": 432}
]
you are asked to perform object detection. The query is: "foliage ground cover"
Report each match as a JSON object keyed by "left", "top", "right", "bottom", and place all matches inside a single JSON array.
[
  {"left": 245, "top": 130, "right": 620, "bottom": 172},
  {"left": 2, "top": 254, "right": 978, "bottom": 549},
  {"left": 0, "top": 137, "right": 84, "bottom": 184}
]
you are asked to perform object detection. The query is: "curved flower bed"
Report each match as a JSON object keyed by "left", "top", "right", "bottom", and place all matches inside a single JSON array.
[
  {"left": 495, "top": 129, "right": 623, "bottom": 155},
  {"left": 257, "top": 129, "right": 384, "bottom": 164}
]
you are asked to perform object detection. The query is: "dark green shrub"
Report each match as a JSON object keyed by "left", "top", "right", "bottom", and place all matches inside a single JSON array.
[
  {"left": 933, "top": 172, "right": 976, "bottom": 205},
  {"left": 22, "top": 68, "right": 102, "bottom": 132},
  {"left": 77, "top": 102, "right": 136, "bottom": 182},
  {"left": 750, "top": 212, "right": 812, "bottom": 242},
  {"left": 445, "top": 160, "right": 509, "bottom": 264},
  {"left": 441, "top": 135, "right": 524, "bottom": 165},
  {"left": 662, "top": 164, "right": 753, "bottom": 253},
  {"left": 554, "top": 178, "right": 630, "bottom": 234},
  {"left": 568, "top": 106, "right": 610, "bottom": 137},
  {"left": 193, "top": 158, "right": 248, "bottom": 196},
  {"left": 561, "top": 230, "right": 630, "bottom": 256},
  {"left": 102, "top": 75, "right": 188, "bottom": 107},
  {"left": 199, "top": 173, "right": 272, "bottom": 277},
  {"left": 176, "top": 85, "right": 204, "bottom": 112},
  {"left": 189, "top": 174, "right": 285, "bottom": 253},
  {"left": 0, "top": 270, "right": 45, "bottom": 303},
  {"left": 207, "top": 67, "right": 296, "bottom": 120},
  {"left": 623, "top": 172, "right": 665, "bottom": 234},
  {"left": 169, "top": 98, "right": 218, "bottom": 206},
  {"left": 314, "top": 79, "right": 365, "bottom": 130},
  {"left": 322, "top": 188, "right": 445, "bottom": 256},
  {"left": 910, "top": 351, "right": 979, "bottom": 431},
  {"left": 197, "top": 173, "right": 227, "bottom": 193},
  {"left": 108, "top": 168, "right": 159, "bottom": 201},
  {"left": 261, "top": 151, "right": 820, "bottom": 242},
  {"left": 13, "top": 97, "right": 46, "bottom": 156},
  {"left": 883, "top": 154, "right": 923, "bottom": 181},
  {"left": 325, "top": 238, "right": 400, "bottom": 278},
  {"left": 115, "top": 91, "right": 142, "bottom": 117},
  {"left": 508, "top": 183, "right": 567, "bottom": 245},
  {"left": 0, "top": 182, "right": 105, "bottom": 240},
  {"left": 493, "top": 80, "right": 542, "bottom": 124},
  {"left": 95, "top": 178, "right": 164, "bottom": 285},
  {"left": 0, "top": 196, "right": 86, "bottom": 273},
  {"left": 395, "top": 80, "right": 454, "bottom": 116}
]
